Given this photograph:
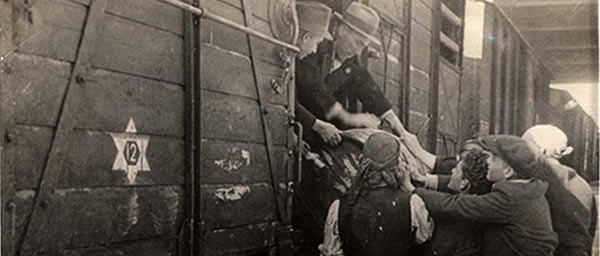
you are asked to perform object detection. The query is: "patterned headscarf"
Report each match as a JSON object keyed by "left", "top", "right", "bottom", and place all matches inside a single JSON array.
[{"left": 349, "top": 132, "right": 402, "bottom": 204}]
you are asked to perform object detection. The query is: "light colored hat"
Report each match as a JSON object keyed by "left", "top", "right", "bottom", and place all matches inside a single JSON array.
[
  {"left": 296, "top": 1, "right": 333, "bottom": 40},
  {"left": 522, "top": 125, "right": 573, "bottom": 159},
  {"left": 333, "top": 2, "right": 381, "bottom": 46}
]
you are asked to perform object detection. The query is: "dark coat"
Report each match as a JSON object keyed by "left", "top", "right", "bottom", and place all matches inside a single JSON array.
[
  {"left": 338, "top": 188, "right": 417, "bottom": 256},
  {"left": 295, "top": 43, "right": 392, "bottom": 123},
  {"left": 416, "top": 180, "right": 559, "bottom": 256}
]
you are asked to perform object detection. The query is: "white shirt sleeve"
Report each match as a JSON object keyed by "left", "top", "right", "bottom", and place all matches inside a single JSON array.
[
  {"left": 410, "top": 194, "right": 435, "bottom": 244},
  {"left": 318, "top": 200, "right": 344, "bottom": 256}
]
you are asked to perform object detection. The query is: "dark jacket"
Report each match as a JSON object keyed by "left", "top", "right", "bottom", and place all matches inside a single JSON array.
[
  {"left": 295, "top": 43, "right": 392, "bottom": 122},
  {"left": 416, "top": 180, "right": 559, "bottom": 256},
  {"left": 338, "top": 188, "right": 417, "bottom": 256}
]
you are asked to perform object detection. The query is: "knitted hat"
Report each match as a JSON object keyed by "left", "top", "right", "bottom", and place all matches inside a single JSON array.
[
  {"left": 363, "top": 132, "right": 400, "bottom": 169},
  {"left": 477, "top": 135, "right": 539, "bottom": 178},
  {"left": 522, "top": 125, "right": 573, "bottom": 159},
  {"left": 296, "top": 1, "right": 333, "bottom": 40}
]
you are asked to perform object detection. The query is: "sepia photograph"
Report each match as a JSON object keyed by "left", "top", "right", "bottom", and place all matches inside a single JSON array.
[{"left": 0, "top": 0, "right": 598, "bottom": 255}]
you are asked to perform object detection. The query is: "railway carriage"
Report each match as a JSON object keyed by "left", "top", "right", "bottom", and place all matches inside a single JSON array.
[{"left": 1, "top": 0, "right": 596, "bottom": 255}]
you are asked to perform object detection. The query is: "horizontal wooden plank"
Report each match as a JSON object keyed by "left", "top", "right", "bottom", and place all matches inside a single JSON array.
[
  {"left": 410, "top": 21, "right": 431, "bottom": 73},
  {"left": 204, "top": 0, "right": 245, "bottom": 24},
  {"left": 200, "top": 90, "right": 289, "bottom": 145},
  {"left": 387, "top": 57, "right": 403, "bottom": 82},
  {"left": 412, "top": 0, "right": 432, "bottom": 30},
  {"left": 38, "top": 238, "right": 177, "bottom": 256},
  {"left": 410, "top": 68, "right": 430, "bottom": 91},
  {"left": 2, "top": 53, "right": 70, "bottom": 126},
  {"left": 385, "top": 79, "right": 401, "bottom": 107},
  {"left": 200, "top": 139, "right": 288, "bottom": 184},
  {"left": 17, "top": 186, "right": 183, "bottom": 254},
  {"left": 369, "top": 0, "right": 405, "bottom": 21},
  {"left": 18, "top": 26, "right": 81, "bottom": 62},
  {"left": 16, "top": 0, "right": 87, "bottom": 62},
  {"left": 201, "top": 19, "right": 251, "bottom": 56},
  {"left": 200, "top": 44, "right": 288, "bottom": 106},
  {"left": 105, "top": 0, "right": 184, "bottom": 35},
  {"left": 93, "top": 14, "right": 183, "bottom": 84},
  {"left": 201, "top": 183, "right": 286, "bottom": 229},
  {"left": 76, "top": 68, "right": 184, "bottom": 136},
  {"left": 204, "top": 222, "right": 277, "bottom": 255},
  {"left": 409, "top": 86, "right": 430, "bottom": 114},
  {"left": 12, "top": 125, "right": 184, "bottom": 189}
]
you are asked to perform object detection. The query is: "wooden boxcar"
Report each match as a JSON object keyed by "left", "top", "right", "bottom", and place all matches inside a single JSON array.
[
  {"left": 460, "top": 1, "right": 553, "bottom": 138},
  {"left": 548, "top": 89, "right": 599, "bottom": 182},
  {"left": 7, "top": 0, "right": 594, "bottom": 255},
  {"left": 2, "top": 0, "right": 299, "bottom": 254}
]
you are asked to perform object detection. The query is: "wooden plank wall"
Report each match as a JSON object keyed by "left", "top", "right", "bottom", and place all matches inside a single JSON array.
[
  {"left": 436, "top": 60, "right": 460, "bottom": 155},
  {"left": 409, "top": 0, "right": 434, "bottom": 144},
  {"left": 470, "top": 3, "right": 550, "bottom": 138},
  {"left": 366, "top": 0, "right": 406, "bottom": 117},
  {"left": 1, "top": 0, "right": 186, "bottom": 255},
  {"left": 197, "top": 0, "right": 292, "bottom": 254}
]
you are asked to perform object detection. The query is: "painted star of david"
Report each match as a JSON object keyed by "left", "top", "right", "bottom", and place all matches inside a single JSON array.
[{"left": 109, "top": 118, "right": 150, "bottom": 184}]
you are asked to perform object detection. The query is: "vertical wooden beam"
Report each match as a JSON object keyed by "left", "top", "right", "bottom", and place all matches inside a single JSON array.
[
  {"left": 183, "top": 0, "right": 200, "bottom": 254},
  {"left": 402, "top": 0, "right": 412, "bottom": 126},
  {"left": 488, "top": 14, "right": 497, "bottom": 135},
  {"left": 428, "top": 0, "right": 441, "bottom": 152},
  {"left": 17, "top": 1, "right": 108, "bottom": 255}
]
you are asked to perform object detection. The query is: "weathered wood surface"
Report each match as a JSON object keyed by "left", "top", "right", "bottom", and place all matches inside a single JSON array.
[
  {"left": 2, "top": 53, "right": 70, "bottom": 126},
  {"left": 12, "top": 126, "right": 184, "bottom": 189},
  {"left": 93, "top": 13, "right": 184, "bottom": 84},
  {"left": 200, "top": 139, "right": 288, "bottom": 184},
  {"left": 204, "top": 222, "right": 277, "bottom": 255},
  {"left": 105, "top": 0, "right": 184, "bottom": 35},
  {"left": 200, "top": 44, "right": 288, "bottom": 106},
  {"left": 16, "top": 186, "right": 183, "bottom": 254},
  {"left": 16, "top": 0, "right": 86, "bottom": 62},
  {"left": 437, "top": 61, "right": 460, "bottom": 136},
  {"left": 200, "top": 91, "right": 288, "bottom": 145},
  {"left": 3, "top": 54, "right": 185, "bottom": 135},
  {"left": 201, "top": 183, "right": 287, "bottom": 229},
  {"left": 412, "top": 0, "right": 432, "bottom": 31},
  {"left": 37, "top": 238, "right": 177, "bottom": 256},
  {"left": 410, "top": 21, "right": 431, "bottom": 73}
]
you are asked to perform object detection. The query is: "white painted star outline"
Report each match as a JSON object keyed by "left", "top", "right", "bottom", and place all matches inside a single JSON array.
[{"left": 109, "top": 118, "right": 150, "bottom": 184}]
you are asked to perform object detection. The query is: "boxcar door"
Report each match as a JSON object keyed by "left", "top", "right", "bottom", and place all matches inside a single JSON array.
[
  {"left": 1, "top": 0, "right": 187, "bottom": 255},
  {"left": 195, "top": 0, "right": 297, "bottom": 254}
]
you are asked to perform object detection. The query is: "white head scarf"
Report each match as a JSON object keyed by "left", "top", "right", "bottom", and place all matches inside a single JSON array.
[{"left": 522, "top": 125, "right": 574, "bottom": 159}]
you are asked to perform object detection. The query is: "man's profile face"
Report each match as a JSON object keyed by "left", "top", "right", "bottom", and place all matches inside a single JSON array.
[
  {"left": 298, "top": 32, "right": 325, "bottom": 59},
  {"left": 334, "top": 24, "right": 370, "bottom": 61}
]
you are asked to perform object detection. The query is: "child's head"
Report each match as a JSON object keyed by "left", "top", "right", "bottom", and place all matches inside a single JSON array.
[
  {"left": 296, "top": 1, "right": 333, "bottom": 59},
  {"left": 461, "top": 151, "right": 492, "bottom": 194}
]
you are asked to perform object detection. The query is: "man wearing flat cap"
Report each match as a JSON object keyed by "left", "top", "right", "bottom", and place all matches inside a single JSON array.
[{"left": 296, "top": 2, "right": 407, "bottom": 146}]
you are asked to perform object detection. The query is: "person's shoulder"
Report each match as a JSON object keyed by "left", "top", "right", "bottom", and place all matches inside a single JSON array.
[{"left": 493, "top": 179, "right": 548, "bottom": 198}]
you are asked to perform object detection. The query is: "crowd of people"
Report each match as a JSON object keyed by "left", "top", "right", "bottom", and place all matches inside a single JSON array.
[{"left": 290, "top": 1, "right": 597, "bottom": 255}]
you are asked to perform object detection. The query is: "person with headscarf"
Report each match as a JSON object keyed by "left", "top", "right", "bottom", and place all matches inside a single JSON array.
[
  {"left": 318, "top": 132, "right": 434, "bottom": 256},
  {"left": 402, "top": 135, "right": 559, "bottom": 256},
  {"left": 522, "top": 125, "right": 595, "bottom": 215},
  {"left": 522, "top": 125, "right": 596, "bottom": 254}
]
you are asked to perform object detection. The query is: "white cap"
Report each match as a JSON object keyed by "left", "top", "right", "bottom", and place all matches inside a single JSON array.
[{"left": 522, "top": 125, "right": 574, "bottom": 159}]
